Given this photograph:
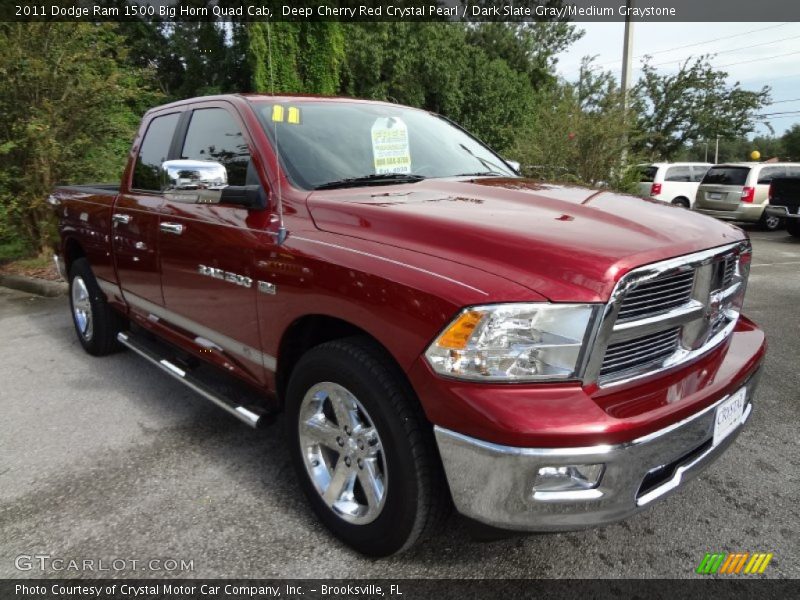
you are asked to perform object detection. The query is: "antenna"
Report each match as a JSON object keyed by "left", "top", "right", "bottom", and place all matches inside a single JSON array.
[{"left": 266, "top": 22, "right": 287, "bottom": 245}]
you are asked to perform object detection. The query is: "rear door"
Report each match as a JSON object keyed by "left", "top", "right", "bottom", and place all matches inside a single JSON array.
[
  {"left": 114, "top": 111, "right": 182, "bottom": 306},
  {"left": 158, "top": 102, "right": 271, "bottom": 386},
  {"left": 696, "top": 166, "right": 751, "bottom": 211}
]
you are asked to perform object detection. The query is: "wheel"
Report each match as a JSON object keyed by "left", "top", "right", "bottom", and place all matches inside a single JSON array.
[
  {"left": 787, "top": 219, "right": 800, "bottom": 238},
  {"left": 68, "top": 258, "right": 125, "bottom": 356},
  {"left": 671, "top": 197, "right": 690, "bottom": 208},
  {"left": 285, "top": 337, "right": 449, "bottom": 556},
  {"left": 759, "top": 211, "right": 783, "bottom": 232}
]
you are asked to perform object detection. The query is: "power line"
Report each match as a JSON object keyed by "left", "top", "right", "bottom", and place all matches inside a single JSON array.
[
  {"left": 714, "top": 49, "right": 800, "bottom": 70},
  {"left": 644, "top": 34, "right": 800, "bottom": 68},
  {"left": 769, "top": 97, "right": 800, "bottom": 105},
  {"left": 595, "top": 22, "right": 793, "bottom": 68}
]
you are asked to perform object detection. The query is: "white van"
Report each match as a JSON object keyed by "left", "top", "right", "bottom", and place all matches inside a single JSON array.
[{"left": 637, "top": 163, "right": 712, "bottom": 208}]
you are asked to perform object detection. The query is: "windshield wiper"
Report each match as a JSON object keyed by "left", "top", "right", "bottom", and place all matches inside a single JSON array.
[
  {"left": 451, "top": 171, "right": 507, "bottom": 177},
  {"left": 314, "top": 173, "right": 425, "bottom": 190}
]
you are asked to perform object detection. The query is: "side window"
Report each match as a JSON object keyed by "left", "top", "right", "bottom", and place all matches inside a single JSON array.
[
  {"left": 784, "top": 166, "right": 800, "bottom": 178},
  {"left": 181, "top": 108, "right": 251, "bottom": 186},
  {"left": 757, "top": 166, "right": 785, "bottom": 185},
  {"left": 665, "top": 166, "right": 691, "bottom": 182},
  {"left": 691, "top": 166, "right": 709, "bottom": 182},
  {"left": 132, "top": 113, "right": 181, "bottom": 191}
]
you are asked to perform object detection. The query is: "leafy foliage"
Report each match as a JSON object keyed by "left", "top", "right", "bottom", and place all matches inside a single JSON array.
[
  {"left": 632, "top": 56, "right": 770, "bottom": 160},
  {"left": 0, "top": 22, "right": 160, "bottom": 254}
]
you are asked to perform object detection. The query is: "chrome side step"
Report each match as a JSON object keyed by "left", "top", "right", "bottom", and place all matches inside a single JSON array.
[{"left": 117, "top": 332, "right": 270, "bottom": 428}]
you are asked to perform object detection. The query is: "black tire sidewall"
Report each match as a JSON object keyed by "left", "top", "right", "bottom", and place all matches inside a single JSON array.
[
  {"left": 285, "top": 342, "right": 426, "bottom": 556},
  {"left": 786, "top": 220, "right": 800, "bottom": 237},
  {"left": 68, "top": 258, "right": 121, "bottom": 356}
]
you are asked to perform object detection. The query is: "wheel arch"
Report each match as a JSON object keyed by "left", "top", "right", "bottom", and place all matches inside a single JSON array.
[
  {"left": 275, "top": 313, "right": 417, "bottom": 408},
  {"left": 63, "top": 237, "right": 86, "bottom": 273}
]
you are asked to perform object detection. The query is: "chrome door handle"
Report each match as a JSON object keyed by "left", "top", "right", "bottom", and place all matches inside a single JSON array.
[
  {"left": 160, "top": 222, "right": 184, "bottom": 235},
  {"left": 112, "top": 213, "right": 131, "bottom": 225}
]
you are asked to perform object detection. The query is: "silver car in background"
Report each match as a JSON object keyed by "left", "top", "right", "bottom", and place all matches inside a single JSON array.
[{"left": 694, "top": 162, "right": 800, "bottom": 231}]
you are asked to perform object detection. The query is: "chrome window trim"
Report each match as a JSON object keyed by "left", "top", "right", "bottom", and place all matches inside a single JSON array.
[{"left": 583, "top": 241, "right": 751, "bottom": 388}]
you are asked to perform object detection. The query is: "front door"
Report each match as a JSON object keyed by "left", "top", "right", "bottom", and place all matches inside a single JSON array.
[{"left": 158, "top": 103, "right": 269, "bottom": 386}]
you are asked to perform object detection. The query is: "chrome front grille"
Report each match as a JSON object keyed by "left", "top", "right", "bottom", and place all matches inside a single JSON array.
[
  {"left": 599, "top": 328, "right": 681, "bottom": 378},
  {"left": 616, "top": 270, "right": 695, "bottom": 321},
  {"left": 586, "top": 241, "right": 751, "bottom": 386}
]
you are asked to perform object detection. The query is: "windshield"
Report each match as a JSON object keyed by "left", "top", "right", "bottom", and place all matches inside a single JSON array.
[{"left": 253, "top": 101, "right": 516, "bottom": 189}]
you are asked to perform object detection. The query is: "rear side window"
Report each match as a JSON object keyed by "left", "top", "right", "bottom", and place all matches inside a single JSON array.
[
  {"left": 181, "top": 108, "right": 251, "bottom": 186},
  {"left": 691, "top": 165, "right": 710, "bottom": 182},
  {"left": 701, "top": 167, "right": 750, "bottom": 186},
  {"left": 665, "top": 166, "right": 691, "bottom": 182},
  {"left": 132, "top": 113, "right": 181, "bottom": 191},
  {"left": 786, "top": 166, "right": 800, "bottom": 178},
  {"left": 757, "top": 166, "right": 786, "bottom": 185},
  {"left": 639, "top": 166, "right": 658, "bottom": 182}
]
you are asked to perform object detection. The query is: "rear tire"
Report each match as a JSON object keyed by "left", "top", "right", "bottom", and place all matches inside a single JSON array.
[
  {"left": 285, "top": 337, "right": 450, "bottom": 556},
  {"left": 671, "top": 197, "right": 690, "bottom": 209},
  {"left": 787, "top": 219, "right": 800, "bottom": 238},
  {"left": 759, "top": 211, "right": 783, "bottom": 232},
  {"left": 68, "top": 258, "right": 124, "bottom": 356}
]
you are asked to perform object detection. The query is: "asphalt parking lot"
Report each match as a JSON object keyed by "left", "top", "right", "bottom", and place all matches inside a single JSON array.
[{"left": 0, "top": 228, "right": 798, "bottom": 579}]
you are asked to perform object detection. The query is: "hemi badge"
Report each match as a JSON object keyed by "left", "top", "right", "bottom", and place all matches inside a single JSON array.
[{"left": 258, "top": 281, "right": 276, "bottom": 295}]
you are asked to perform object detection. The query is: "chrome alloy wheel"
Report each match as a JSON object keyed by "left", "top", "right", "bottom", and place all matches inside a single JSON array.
[
  {"left": 71, "top": 275, "right": 94, "bottom": 341},
  {"left": 298, "top": 382, "right": 388, "bottom": 524},
  {"left": 764, "top": 214, "right": 781, "bottom": 230}
]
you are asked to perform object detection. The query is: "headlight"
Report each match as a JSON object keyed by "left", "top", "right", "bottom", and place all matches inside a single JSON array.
[{"left": 424, "top": 303, "right": 598, "bottom": 382}]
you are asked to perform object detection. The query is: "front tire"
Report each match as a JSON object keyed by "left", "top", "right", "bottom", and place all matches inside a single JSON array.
[
  {"left": 285, "top": 337, "right": 449, "bottom": 556},
  {"left": 787, "top": 219, "right": 800, "bottom": 238},
  {"left": 68, "top": 258, "right": 124, "bottom": 356}
]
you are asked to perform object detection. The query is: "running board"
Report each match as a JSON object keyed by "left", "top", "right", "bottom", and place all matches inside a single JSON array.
[{"left": 117, "top": 332, "right": 271, "bottom": 428}]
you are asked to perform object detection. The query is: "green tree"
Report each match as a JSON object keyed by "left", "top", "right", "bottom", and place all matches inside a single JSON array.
[
  {"left": 632, "top": 56, "right": 770, "bottom": 160},
  {"left": 0, "top": 23, "right": 159, "bottom": 254},
  {"left": 248, "top": 22, "right": 345, "bottom": 95},
  {"left": 509, "top": 59, "right": 639, "bottom": 189},
  {"left": 782, "top": 124, "right": 800, "bottom": 161}
]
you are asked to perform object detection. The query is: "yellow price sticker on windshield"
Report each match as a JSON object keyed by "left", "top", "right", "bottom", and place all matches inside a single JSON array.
[{"left": 271, "top": 105, "right": 284, "bottom": 122}]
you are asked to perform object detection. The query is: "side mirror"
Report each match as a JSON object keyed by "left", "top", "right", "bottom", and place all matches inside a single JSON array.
[
  {"left": 161, "top": 160, "right": 265, "bottom": 209},
  {"left": 504, "top": 159, "right": 521, "bottom": 174}
]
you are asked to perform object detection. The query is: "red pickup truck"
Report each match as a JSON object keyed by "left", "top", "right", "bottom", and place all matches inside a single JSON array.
[{"left": 50, "top": 95, "right": 765, "bottom": 556}]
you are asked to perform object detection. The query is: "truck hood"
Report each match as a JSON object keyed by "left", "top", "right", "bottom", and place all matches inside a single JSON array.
[{"left": 307, "top": 178, "right": 746, "bottom": 302}]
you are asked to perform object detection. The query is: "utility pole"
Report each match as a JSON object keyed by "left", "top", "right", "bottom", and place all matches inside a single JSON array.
[
  {"left": 715, "top": 135, "right": 720, "bottom": 164},
  {"left": 621, "top": 1, "right": 635, "bottom": 162},
  {"left": 621, "top": 0, "right": 635, "bottom": 115}
]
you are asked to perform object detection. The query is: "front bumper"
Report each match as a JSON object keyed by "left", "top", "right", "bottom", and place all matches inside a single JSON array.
[
  {"left": 435, "top": 369, "right": 760, "bottom": 532},
  {"left": 694, "top": 203, "right": 764, "bottom": 223}
]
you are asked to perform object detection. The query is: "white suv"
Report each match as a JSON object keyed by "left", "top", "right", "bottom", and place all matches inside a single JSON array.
[{"left": 637, "top": 163, "right": 712, "bottom": 208}]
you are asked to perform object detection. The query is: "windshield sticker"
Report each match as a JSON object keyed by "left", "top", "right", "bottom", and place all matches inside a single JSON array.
[
  {"left": 271, "top": 105, "right": 301, "bottom": 124},
  {"left": 371, "top": 117, "right": 411, "bottom": 174}
]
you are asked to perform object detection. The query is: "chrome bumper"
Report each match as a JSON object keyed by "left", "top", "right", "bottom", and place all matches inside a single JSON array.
[
  {"left": 435, "top": 370, "right": 760, "bottom": 531},
  {"left": 53, "top": 254, "right": 67, "bottom": 281}
]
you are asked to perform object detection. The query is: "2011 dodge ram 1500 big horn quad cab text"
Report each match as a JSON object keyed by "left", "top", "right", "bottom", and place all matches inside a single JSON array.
[{"left": 50, "top": 95, "right": 766, "bottom": 557}]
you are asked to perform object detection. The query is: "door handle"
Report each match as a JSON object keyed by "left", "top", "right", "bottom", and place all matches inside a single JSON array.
[
  {"left": 112, "top": 213, "right": 131, "bottom": 225},
  {"left": 160, "top": 222, "right": 184, "bottom": 235}
]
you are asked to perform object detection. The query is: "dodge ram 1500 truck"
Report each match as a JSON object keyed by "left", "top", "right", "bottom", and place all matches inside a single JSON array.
[{"left": 50, "top": 95, "right": 765, "bottom": 556}]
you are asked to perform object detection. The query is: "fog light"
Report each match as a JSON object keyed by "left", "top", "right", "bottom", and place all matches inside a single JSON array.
[{"left": 533, "top": 464, "right": 605, "bottom": 492}]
